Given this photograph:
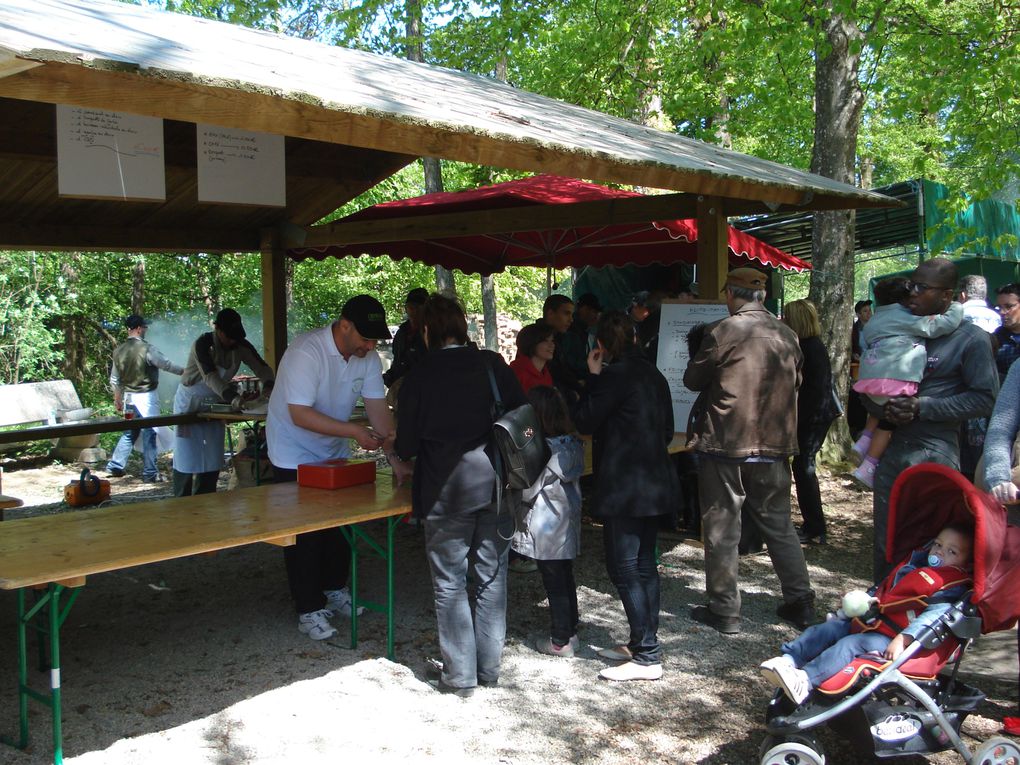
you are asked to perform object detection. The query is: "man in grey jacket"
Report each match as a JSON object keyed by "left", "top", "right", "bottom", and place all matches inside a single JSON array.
[
  {"left": 869, "top": 258, "right": 998, "bottom": 581},
  {"left": 683, "top": 268, "right": 815, "bottom": 634}
]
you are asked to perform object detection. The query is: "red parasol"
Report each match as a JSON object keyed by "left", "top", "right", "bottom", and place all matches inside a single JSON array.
[{"left": 290, "top": 174, "right": 810, "bottom": 276}]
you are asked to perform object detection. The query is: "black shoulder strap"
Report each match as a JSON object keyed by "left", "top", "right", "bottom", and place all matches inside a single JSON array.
[{"left": 486, "top": 358, "right": 504, "bottom": 416}]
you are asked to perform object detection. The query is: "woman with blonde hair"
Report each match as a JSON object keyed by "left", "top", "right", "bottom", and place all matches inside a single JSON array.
[{"left": 783, "top": 299, "right": 839, "bottom": 545}]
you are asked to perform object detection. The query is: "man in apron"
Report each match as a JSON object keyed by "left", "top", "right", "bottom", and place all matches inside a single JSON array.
[
  {"left": 106, "top": 314, "right": 184, "bottom": 482},
  {"left": 173, "top": 308, "right": 275, "bottom": 497}
]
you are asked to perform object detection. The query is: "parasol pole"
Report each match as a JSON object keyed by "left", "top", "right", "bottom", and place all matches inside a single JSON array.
[{"left": 546, "top": 265, "right": 552, "bottom": 296}]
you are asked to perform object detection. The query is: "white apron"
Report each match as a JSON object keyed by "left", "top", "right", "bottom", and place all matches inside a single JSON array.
[
  {"left": 126, "top": 389, "right": 174, "bottom": 454},
  {"left": 172, "top": 366, "right": 230, "bottom": 473}
]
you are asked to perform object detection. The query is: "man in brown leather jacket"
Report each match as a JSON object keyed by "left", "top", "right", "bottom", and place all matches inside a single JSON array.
[{"left": 683, "top": 268, "right": 815, "bottom": 634}]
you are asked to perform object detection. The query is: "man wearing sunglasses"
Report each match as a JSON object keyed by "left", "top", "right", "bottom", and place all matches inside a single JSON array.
[{"left": 867, "top": 258, "right": 998, "bottom": 582}]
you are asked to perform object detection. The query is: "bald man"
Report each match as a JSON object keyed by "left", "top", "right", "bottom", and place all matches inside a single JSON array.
[{"left": 867, "top": 258, "right": 997, "bottom": 581}]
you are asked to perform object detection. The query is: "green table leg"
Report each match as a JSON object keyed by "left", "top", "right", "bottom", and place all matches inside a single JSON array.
[
  {"left": 340, "top": 514, "right": 406, "bottom": 661},
  {"left": 3, "top": 583, "right": 81, "bottom": 765}
]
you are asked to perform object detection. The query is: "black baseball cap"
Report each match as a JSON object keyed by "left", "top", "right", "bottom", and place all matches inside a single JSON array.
[
  {"left": 405, "top": 288, "right": 429, "bottom": 306},
  {"left": 214, "top": 308, "right": 246, "bottom": 341},
  {"left": 341, "top": 295, "right": 392, "bottom": 340},
  {"left": 124, "top": 314, "right": 149, "bottom": 329}
]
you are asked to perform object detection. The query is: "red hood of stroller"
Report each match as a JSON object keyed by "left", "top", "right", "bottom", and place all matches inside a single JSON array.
[{"left": 887, "top": 463, "right": 1019, "bottom": 633}]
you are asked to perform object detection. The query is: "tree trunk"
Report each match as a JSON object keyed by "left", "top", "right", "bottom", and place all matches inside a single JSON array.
[
  {"left": 808, "top": 11, "right": 865, "bottom": 461},
  {"left": 61, "top": 253, "right": 87, "bottom": 391},
  {"left": 131, "top": 255, "right": 145, "bottom": 315},
  {"left": 405, "top": 0, "right": 455, "bottom": 294},
  {"left": 481, "top": 275, "right": 498, "bottom": 350}
]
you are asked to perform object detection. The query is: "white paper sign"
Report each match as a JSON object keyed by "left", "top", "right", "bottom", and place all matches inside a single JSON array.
[
  {"left": 56, "top": 105, "right": 165, "bottom": 201},
  {"left": 197, "top": 125, "right": 285, "bottom": 207},
  {"left": 655, "top": 300, "right": 730, "bottom": 430}
]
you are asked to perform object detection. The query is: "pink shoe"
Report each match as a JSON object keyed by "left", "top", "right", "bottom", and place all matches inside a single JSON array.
[
  {"left": 852, "top": 457, "right": 878, "bottom": 489},
  {"left": 850, "top": 431, "right": 873, "bottom": 465}
]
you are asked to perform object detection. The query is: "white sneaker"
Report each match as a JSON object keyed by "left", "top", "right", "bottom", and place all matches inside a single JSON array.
[
  {"left": 759, "top": 656, "right": 810, "bottom": 704},
  {"left": 324, "top": 587, "right": 366, "bottom": 618},
  {"left": 598, "top": 661, "right": 662, "bottom": 682},
  {"left": 298, "top": 609, "right": 337, "bottom": 640}
]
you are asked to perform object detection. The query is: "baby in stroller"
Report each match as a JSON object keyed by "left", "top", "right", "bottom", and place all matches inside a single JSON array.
[
  {"left": 757, "top": 463, "right": 1020, "bottom": 765},
  {"left": 759, "top": 522, "right": 974, "bottom": 705}
]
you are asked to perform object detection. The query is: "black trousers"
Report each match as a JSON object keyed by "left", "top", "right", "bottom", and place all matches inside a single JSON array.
[
  {"left": 172, "top": 469, "right": 218, "bottom": 497},
  {"left": 272, "top": 465, "right": 352, "bottom": 614},
  {"left": 535, "top": 559, "right": 578, "bottom": 646}
]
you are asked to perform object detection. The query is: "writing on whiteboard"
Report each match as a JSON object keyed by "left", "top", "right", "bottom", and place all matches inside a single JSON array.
[
  {"left": 56, "top": 105, "right": 166, "bottom": 201},
  {"left": 202, "top": 130, "right": 260, "bottom": 163},
  {"left": 655, "top": 301, "right": 730, "bottom": 430},
  {"left": 197, "top": 125, "right": 285, "bottom": 207}
]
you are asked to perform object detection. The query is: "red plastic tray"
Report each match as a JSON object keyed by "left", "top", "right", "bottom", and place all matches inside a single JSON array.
[{"left": 297, "top": 458, "right": 376, "bottom": 489}]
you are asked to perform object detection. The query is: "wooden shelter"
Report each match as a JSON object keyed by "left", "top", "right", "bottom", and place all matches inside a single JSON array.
[{"left": 0, "top": 0, "right": 898, "bottom": 365}]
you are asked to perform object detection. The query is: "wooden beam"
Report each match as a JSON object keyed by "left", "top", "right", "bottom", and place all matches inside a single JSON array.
[
  {"left": 0, "top": 63, "right": 899, "bottom": 211},
  {"left": 697, "top": 196, "right": 728, "bottom": 298},
  {"left": 261, "top": 233, "right": 288, "bottom": 369},
  {"left": 304, "top": 192, "right": 701, "bottom": 248},
  {"left": 264, "top": 535, "right": 297, "bottom": 547},
  {"left": 55, "top": 576, "right": 86, "bottom": 588},
  {"left": 0, "top": 51, "right": 42, "bottom": 80},
  {"left": 0, "top": 223, "right": 259, "bottom": 252}
]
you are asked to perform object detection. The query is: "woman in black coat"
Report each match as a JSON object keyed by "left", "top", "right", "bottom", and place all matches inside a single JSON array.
[
  {"left": 395, "top": 293, "right": 527, "bottom": 697},
  {"left": 783, "top": 300, "right": 838, "bottom": 545},
  {"left": 572, "top": 310, "right": 677, "bottom": 682}
]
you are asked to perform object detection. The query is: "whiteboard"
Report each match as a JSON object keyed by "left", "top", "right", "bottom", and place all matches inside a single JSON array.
[
  {"left": 56, "top": 105, "right": 166, "bottom": 201},
  {"left": 655, "top": 300, "right": 730, "bottom": 430},
  {"left": 197, "top": 125, "right": 286, "bottom": 207}
]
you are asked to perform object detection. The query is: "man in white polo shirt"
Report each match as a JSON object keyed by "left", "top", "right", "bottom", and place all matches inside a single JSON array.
[{"left": 267, "top": 294, "right": 412, "bottom": 640}]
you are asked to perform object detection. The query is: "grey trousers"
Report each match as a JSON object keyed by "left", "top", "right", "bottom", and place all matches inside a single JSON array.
[
  {"left": 872, "top": 438, "right": 957, "bottom": 583},
  {"left": 424, "top": 502, "right": 511, "bottom": 689},
  {"left": 699, "top": 458, "right": 813, "bottom": 618}
]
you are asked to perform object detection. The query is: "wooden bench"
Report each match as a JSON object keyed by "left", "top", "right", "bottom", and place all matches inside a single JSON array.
[
  {"left": 0, "top": 477, "right": 411, "bottom": 765},
  {"left": 0, "top": 380, "right": 96, "bottom": 460}
]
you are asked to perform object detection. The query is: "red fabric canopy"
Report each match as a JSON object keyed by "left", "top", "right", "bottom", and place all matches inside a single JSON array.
[{"left": 290, "top": 174, "right": 810, "bottom": 276}]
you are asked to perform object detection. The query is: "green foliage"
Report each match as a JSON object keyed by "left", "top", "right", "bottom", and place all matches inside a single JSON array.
[{"left": 0, "top": 254, "right": 64, "bottom": 384}]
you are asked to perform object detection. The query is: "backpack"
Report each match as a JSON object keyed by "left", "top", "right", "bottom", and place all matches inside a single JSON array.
[{"left": 486, "top": 363, "right": 550, "bottom": 491}]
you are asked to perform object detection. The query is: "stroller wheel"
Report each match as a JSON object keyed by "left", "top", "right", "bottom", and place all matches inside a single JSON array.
[
  {"left": 976, "top": 736, "right": 1020, "bottom": 765},
  {"left": 759, "top": 738, "right": 825, "bottom": 765}
]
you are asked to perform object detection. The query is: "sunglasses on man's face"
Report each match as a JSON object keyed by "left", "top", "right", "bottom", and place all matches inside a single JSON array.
[{"left": 905, "top": 281, "right": 950, "bottom": 294}]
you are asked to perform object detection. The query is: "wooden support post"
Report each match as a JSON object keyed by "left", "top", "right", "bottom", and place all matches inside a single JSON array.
[
  {"left": 260, "top": 232, "right": 288, "bottom": 370},
  {"left": 696, "top": 196, "right": 729, "bottom": 299}
]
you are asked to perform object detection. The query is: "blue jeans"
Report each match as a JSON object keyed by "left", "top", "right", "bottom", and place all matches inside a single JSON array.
[
  {"left": 782, "top": 618, "right": 890, "bottom": 687},
  {"left": 107, "top": 404, "right": 157, "bottom": 478},
  {"left": 602, "top": 516, "right": 662, "bottom": 665},
  {"left": 424, "top": 503, "right": 511, "bottom": 689}
]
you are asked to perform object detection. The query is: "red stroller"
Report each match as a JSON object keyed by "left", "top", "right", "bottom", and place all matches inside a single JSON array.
[{"left": 760, "top": 463, "right": 1020, "bottom": 765}]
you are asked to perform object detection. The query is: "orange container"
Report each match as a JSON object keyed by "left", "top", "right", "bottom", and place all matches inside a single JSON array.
[{"left": 297, "top": 458, "right": 376, "bottom": 489}]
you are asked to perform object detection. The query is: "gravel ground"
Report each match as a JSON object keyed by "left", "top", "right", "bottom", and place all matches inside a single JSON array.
[{"left": 0, "top": 458, "right": 1016, "bottom": 765}]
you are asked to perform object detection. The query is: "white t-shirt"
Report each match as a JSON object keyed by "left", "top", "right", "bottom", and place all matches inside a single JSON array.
[
  {"left": 961, "top": 299, "right": 1001, "bottom": 334},
  {"left": 266, "top": 324, "right": 386, "bottom": 469}
]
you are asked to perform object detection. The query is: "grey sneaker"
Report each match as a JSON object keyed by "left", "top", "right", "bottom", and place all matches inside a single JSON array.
[
  {"left": 535, "top": 637, "right": 575, "bottom": 657},
  {"left": 297, "top": 609, "right": 337, "bottom": 640},
  {"left": 324, "top": 587, "right": 366, "bottom": 618}
]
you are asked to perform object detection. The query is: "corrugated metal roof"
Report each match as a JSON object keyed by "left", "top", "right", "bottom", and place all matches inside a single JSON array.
[
  {"left": 0, "top": 0, "right": 895, "bottom": 210},
  {"left": 734, "top": 180, "right": 924, "bottom": 261}
]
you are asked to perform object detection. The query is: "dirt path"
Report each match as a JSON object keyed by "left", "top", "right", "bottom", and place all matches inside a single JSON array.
[{"left": 0, "top": 460, "right": 1015, "bottom": 764}]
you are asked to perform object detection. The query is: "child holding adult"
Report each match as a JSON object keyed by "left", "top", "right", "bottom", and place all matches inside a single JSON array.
[
  {"left": 851, "top": 277, "right": 963, "bottom": 487},
  {"left": 512, "top": 385, "right": 586, "bottom": 657},
  {"left": 759, "top": 522, "right": 973, "bottom": 704}
]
